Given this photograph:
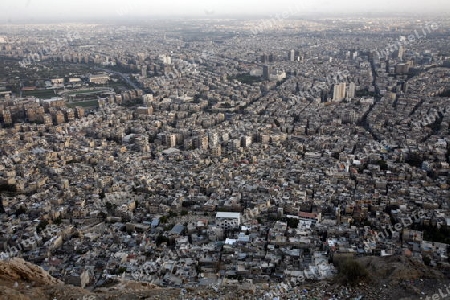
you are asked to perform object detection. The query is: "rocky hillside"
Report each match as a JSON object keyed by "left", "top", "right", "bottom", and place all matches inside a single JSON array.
[
  {"left": 1, "top": 256, "right": 450, "bottom": 300},
  {"left": 0, "top": 258, "right": 62, "bottom": 285},
  {"left": 0, "top": 258, "right": 173, "bottom": 300}
]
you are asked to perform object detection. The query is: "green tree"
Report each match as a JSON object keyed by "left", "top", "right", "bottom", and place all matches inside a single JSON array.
[
  {"left": 377, "top": 160, "right": 388, "bottom": 170},
  {"left": 15, "top": 206, "right": 27, "bottom": 217},
  {"left": 156, "top": 234, "right": 169, "bottom": 246},
  {"left": 54, "top": 216, "right": 62, "bottom": 225},
  {"left": 423, "top": 256, "right": 431, "bottom": 266},
  {"left": 287, "top": 218, "right": 299, "bottom": 228},
  {"left": 336, "top": 259, "right": 369, "bottom": 286},
  {"left": 36, "top": 220, "right": 49, "bottom": 234}
]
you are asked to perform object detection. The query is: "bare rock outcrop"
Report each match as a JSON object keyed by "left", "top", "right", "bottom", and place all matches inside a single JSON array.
[{"left": 0, "top": 258, "right": 62, "bottom": 286}]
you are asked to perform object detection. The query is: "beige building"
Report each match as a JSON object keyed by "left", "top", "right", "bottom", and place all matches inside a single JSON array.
[{"left": 89, "top": 73, "right": 110, "bottom": 84}]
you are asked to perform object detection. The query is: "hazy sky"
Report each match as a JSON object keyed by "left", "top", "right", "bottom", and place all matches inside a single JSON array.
[{"left": 0, "top": 0, "right": 449, "bottom": 22}]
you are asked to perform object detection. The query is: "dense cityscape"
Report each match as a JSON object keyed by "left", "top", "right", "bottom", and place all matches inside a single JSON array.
[{"left": 1, "top": 9, "right": 450, "bottom": 300}]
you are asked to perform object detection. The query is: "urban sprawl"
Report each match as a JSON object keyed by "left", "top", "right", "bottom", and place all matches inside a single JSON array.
[{"left": 0, "top": 15, "right": 450, "bottom": 298}]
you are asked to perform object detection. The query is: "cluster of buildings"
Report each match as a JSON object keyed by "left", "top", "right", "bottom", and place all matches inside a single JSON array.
[
  {"left": 0, "top": 17, "right": 449, "bottom": 291},
  {"left": 0, "top": 97, "right": 84, "bottom": 126}
]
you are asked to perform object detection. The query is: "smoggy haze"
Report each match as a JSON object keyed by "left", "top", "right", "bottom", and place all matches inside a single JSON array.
[{"left": 0, "top": 0, "right": 449, "bottom": 23}]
